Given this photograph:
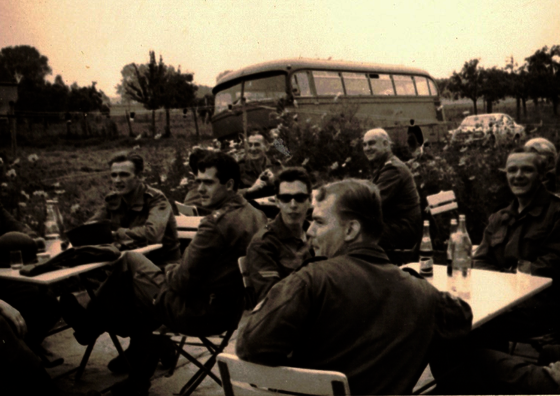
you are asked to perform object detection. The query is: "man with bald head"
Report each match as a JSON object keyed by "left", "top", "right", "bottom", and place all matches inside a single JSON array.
[{"left": 362, "top": 128, "right": 422, "bottom": 252}]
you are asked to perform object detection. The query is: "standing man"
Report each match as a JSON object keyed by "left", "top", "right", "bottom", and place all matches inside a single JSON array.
[
  {"left": 237, "top": 179, "right": 472, "bottom": 395},
  {"left": 238, "top": 133, "right": 281, "bottom": 199},
  {"left": 246, "top": 167, "right": 313, "bottom": 307},
  {"left": 90, "top": 151, "right": 180, "bottom": 266},
  {"left": 362, "top": 128, "right": 422, "bottom": 251},
  {"left": 61, "top": 152, "right": 267, "bottom": 395},
  {"left": 474, "top": 146, "right": 560, "bottom": 341}
]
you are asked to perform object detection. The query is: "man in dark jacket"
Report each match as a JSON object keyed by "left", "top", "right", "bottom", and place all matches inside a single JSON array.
[
  {"left": 238, "top": 133, "right": 281, "bottom": 199},
  {"left": 237, "top": 179, "right": 472, "bottom": 395},
  {"left": 89, "top": 151, "right": 181, "bottom": 266},
  {"left": 362, "top": 128, "right": 422, "bottom": 250},
  {"left": 61, "top": 152, "right": 267, "bottom": 395},
  {"left": 474, "top": 146, "right": 560, "bottom": 341},
  {"left": 246, "top": 167, "right": 313, "bottom": 307}
]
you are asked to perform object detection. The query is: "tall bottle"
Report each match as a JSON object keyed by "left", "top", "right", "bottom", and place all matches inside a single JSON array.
[
  {"left": 419, "top": 220, "right": 433, "bottom": 277},
  {"left": 450, "top": 215, "right": 473, "bottom": 299},
  {"left": 446, "top": 218, "right": 458, "bottom": 276},
  {"left": 45, "top": 200, "right": 64, "bottom": 255}
]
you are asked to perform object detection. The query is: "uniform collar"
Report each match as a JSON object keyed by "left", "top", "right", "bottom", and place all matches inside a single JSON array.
[
  {"left": 267, "top": 214, "right": 306, "bottom": 241},
  {"left": 106, "top": 183, "right": 150, "bottom": 211},
  {"left": 334, "top": 241, "right": 391, "bottom": 264},
  {"left": 500, "top": 184, "right": 550, "bottom": 223}
]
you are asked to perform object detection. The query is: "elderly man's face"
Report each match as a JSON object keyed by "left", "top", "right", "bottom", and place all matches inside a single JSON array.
[
  {"left": 506, "top": 153, "right": 541, "bottom": 198},
  {"left": 307, "top": 194, "right": 346, "bottom": 258},
  {"left": 111, "top": 161, "right": 141, "bottom": 196},
  {"left": 363, "top": 131, "right": 391, "bottom": 162},
  {"left": 247, "top": 135, "right": 267, "bottom": 161}
]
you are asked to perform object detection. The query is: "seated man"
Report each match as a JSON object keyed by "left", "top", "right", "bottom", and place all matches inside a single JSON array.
[
  {"left": 474, "top": 146, "right": 560, "bottom": 340},
  {"left": 362, "top": 128, "right": 422, "bottom": 250},
  {"left": 238, "top": 133, "right": 281, "bottom": 200},
  {"left": 237, "top": 179, "right": 472, "bottom": 395},
  {"left": 89, "top": 151, "right": 180, "bottom": 266},
  {"left": 183, "top": 147, "right": 211, "bottom": 216},
  {"left": 246, "top": 167, "right": 313, "bottom": 307},
  {"left": 525, "top": 137, "right": 557, "bottom": 193},
  {"left": 61, "top": 151, "right": 267, "bottom": 395}
]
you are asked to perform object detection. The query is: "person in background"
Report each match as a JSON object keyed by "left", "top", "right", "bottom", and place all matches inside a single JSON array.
[
  {"left": 524, "top": 137, "right": 557, "bottom": 193},
  {"left": 183, "top": 147, "right": 211, "bottom": 216},
  {"left": 245, "top": 167, "right": 313, "bottom": 308},
  {"left": 474, "top": 146, "right": 560, "bottom": 344},
  {"left": 61, "top": 152, "right": 267, "bottom": 395},
  {"left": 238, "top": 133, "right": 281, "bottom": 200},
  {"left": 362, "top": 128, "right": 422, "bottom": 253},
  {"left": 237, "top": 179, "right": 472, "bottom": 395},
  {"left": 407, "top": 119, "right": 424, "bottom": 157},
  {"left": 89, "top": 151, "right": 180, "bottom": 266}
]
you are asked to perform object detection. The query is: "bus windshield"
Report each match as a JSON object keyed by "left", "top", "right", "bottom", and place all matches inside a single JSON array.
[{"left": 214, "top": 74, "right": 286, "bottom": 113}]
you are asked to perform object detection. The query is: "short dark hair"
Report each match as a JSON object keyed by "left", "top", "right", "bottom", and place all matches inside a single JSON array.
[
  {"left": 274, "top": 167, "right": 312, "bottom": 195},
  {"left": 108, "top": 151, "right": 144, "bottom": 174},
  {"left": 508, "top": 146, "right": 546, "bottom": 176},
  {"left": 315, "top": 179, "right": 384, "bottom": 241},
  {"left": 197, "top": 151, "right": 241, "bottom": 191},
  {"left": 188, "top": 148, "right": 210, "bottom": 174}
]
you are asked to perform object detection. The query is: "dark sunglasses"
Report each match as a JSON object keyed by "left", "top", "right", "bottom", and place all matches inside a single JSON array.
[{"left": 276, "top": 193, "right": 310, "bottom": 204}]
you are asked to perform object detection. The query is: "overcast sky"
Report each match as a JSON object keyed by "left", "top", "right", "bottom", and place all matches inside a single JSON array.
[{"left": 1, "top": 0, "right": 558, "bottom": 98}]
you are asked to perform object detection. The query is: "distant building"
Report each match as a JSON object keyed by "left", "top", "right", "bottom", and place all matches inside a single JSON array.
[{"left": 0, "top": 82, "right": 18, "bottom": 120}]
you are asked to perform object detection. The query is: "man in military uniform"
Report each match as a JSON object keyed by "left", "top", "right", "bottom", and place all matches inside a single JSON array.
[
  {"left": 246, "top": 167, "right": 313, "bottom": 307},
  {"left": 238, "top": 133, "right": 281, "bottom": 199},
  {"left": 89, "top": 151, "right": 180, "bottom": 265},
  {"left": 237, "top": 179, "right": 472, "bottom": 395},
  {"left": 362, "top": 128, "right": 422, "bottom": 251},
  {"left": 61, "top": 151, "right": 267, "bottom": 395}
]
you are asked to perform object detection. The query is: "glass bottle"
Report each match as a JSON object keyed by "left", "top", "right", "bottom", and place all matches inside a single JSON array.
[
  {"left": 45, "top": 200, "right": 64, "bottom": 255},
  {"left": 446, "top": 218, "right": 458, "bottom": 276},
  {"left": 419, "top": 220, "right": 433, "bottom": 277},
  {"left": 450, "top": 215, "right": 473, "bottom": 299}
]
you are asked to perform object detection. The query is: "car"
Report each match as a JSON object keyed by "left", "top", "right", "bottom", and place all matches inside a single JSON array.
[{"left": 449, "top": 113, "right": 525, "bottom": 145}]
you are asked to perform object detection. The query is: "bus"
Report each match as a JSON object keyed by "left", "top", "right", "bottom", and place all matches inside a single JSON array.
[{"left": 211, "top": 58, "right": 446, "bottom": 143}]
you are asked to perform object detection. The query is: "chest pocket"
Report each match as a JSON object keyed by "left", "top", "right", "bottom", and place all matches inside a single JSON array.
[{"left": 489, "top": 226, "right": 508, "bottom": 247}]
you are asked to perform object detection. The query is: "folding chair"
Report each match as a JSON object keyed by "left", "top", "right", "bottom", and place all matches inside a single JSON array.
[
  {"left": 176, "top": 201, "right": 199, "bottom": 216},
  {"left": 238, "top": 256, "right": 256, "bottom": 310},
  {"left": 217, "top": 353, "right": 350, "bottom": 396},
  {"left": 158, "top": 325, "right": 239, "bottom": 396}
]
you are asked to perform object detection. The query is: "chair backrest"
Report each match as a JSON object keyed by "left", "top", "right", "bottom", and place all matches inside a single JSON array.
[
  {"left": 426, "top": 190, "right": 458, "bottom": 215},
  {"left": 176, "top": 201, "right": 199, "bottom": 216},
  {"left": 238, "top": 256, "right": 256, "bottom": 310},
  {"left": 217, "top": 353, "right": 350, "bottom": 396}
]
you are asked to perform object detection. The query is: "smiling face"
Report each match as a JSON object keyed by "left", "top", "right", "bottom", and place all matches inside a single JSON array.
[
  {"left": 277, "top": 180, "right": 311, "bottom": 231},
  {"left": 506, "top": 153, "right": 541, "bottom": 198},
  {"left": 307, "top": 194, "right": 347, "bottom": 258},
  {"left": 363, "top": 129, "right": 391, "bottom": 162},
  {"left": 196, "top": 166, "right": 232, "bottom": 209},
  {"left": 111, "top": 161, "right": 141, "bottom": 197},
  {"left": 247, "top": 135, "right": 267, "bottom": 161}
]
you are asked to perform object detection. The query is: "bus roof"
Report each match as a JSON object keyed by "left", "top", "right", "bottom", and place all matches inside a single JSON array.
[{"left": 214, "top": 58, "right": 432, "bottom": 92}]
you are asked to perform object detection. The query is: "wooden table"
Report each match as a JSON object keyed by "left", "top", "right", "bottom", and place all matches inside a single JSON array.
[
  {"left": 0, "top": 244, "right": 162, "bottom": 285},
  {"left": 404, "top": 263, "right": 552, "bottom": 329},
  {"left": 175, "top": 215, "right": 202, "bottom": 240}
]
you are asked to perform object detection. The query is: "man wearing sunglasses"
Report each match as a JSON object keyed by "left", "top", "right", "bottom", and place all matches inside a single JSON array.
[{"left": 245, "top": 167, "right": 313, "bottom": 307}]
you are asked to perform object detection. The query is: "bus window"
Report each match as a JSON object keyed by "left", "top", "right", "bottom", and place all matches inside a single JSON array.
[
  {"left": 393, "top": 75, "right": 416, "bottom": 96},
  {"left": 369, "top": 74, "right": 395, "bottom": 95},
  {"left": 341, "top": 72, "right": 371, "bottom": 96},
  {"left": 415, "top": 76, "right": 431, "bottom": 96},
  {"left": 243, "top": 75, "right": 287, "bottom": 103},
  {"left": 427, "top": 79, "right": 438, "bottom": 96},
  {"left": 291, "top": 72, "right": 312, "bottom": 96},
  {"left": 215, "top": 82, "right": 242, "bottom": 113},
  {"left": 313, "top": 71, "right": 344, "bottom": 96}
]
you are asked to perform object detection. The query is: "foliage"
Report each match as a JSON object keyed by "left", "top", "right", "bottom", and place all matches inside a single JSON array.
[
  {"left": 525, "top": 45, "right": 560, "bottom": 115},
  {"left": 448, "top": 59, "right": 484, "bottom": 115},
  {"left": 0, "top": 45, "right": 52, "bottom": 84}
]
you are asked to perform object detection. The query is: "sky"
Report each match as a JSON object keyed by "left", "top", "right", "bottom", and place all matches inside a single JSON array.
[{"left": 1, "top": 0, "right": 559, "bottom": 99}]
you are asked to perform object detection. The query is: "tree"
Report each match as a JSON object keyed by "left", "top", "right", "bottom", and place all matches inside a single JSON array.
[
  {"left": 525, "top": 45, "right": 560, "bottom": 115},
  {"left": 479, "top": 67, "right": 509, "bottom": 113},
  {"left": 435, "top": 78, "right": 452, "bottom": 99},
  {"left": 160, "top": 66, "right": 197, "bottom": 137},
  {"left": 448, "top": 59, "right": 484, "bottom": 115},
  {"left": 123, "top": 51, "right": 167, "bottom": 136},
  {"left": 0, "top": 45, "right": 52, "bottom": 84},
  {"left": 505, "top": 57, "right": 530, "bottom": 120}
]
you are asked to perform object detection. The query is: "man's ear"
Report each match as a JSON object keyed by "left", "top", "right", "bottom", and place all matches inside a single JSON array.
[
  {"left": 225, "top": 179, "right": 235, "bottom": 191},
  {"left": 344, "top": 220, "right": 361, "bottom": 242}
]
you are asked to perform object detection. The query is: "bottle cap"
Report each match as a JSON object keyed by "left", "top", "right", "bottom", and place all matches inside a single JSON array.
[{"left": 423, "top": 220, "right": 430, "bottom": 226}]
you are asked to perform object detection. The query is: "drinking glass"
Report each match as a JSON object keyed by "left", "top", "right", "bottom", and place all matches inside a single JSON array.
[{"left": 10, "top": 251, "right": 23, "bottom": 270}]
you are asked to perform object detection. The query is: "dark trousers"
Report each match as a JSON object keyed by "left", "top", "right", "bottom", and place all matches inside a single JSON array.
[{"left": 0, "top": 315, "right": 57, "bottom": 396}]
